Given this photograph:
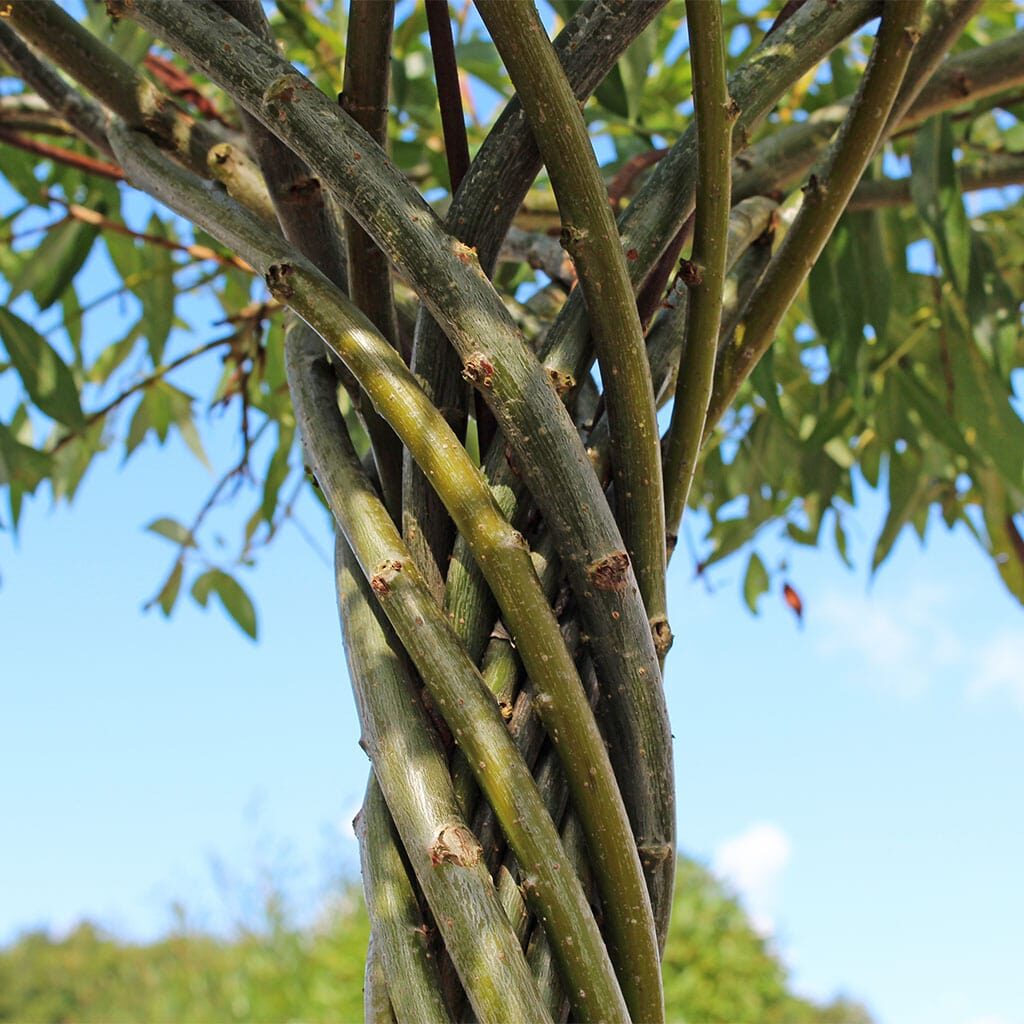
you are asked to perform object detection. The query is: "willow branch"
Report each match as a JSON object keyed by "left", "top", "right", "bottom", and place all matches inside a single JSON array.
[
  {"left": 425, "top": 0, "right": 470, "bottom": 193},
  {"left": 0, "top": 129, "right": 123, "bottom": 182},
  {"left": 479, "top": 2, "right": 667, "bottom": 688},
  {"left": 334, "top": 529, "right": 546, "bottom": 1024},
  {"left": 339, "top": 0, "right": 404, "bottom": 522},
  {"left": 536, "top": 0, "right": 881, "bottom": 408},
  {"left": 121, "top": 3, "right": 671, "bottom": 916},
  {"left": 663, "top": 0, "right": 734, "bottom": 545},
  {"left": 406, "top": 0, "right": 665, "bottom": 612},
  {"left": 293, "top": 330, "right": 627, "bottom": 1024},
  {"left": 356, "top": 761, "right": 452, "bottom": 1022},
  {"left": 710, "top": 1, "right": 927, "bottom": 428},
  {"left": 112, "top": 125, "right": 650, "bottom": 1023}
]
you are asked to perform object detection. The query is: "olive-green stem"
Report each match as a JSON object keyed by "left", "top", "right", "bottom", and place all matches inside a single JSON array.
[
  {"left": 408, "top": 0, "right": 665, "bottom": 615},
  {"left": 294, "top": 332, "right": 627, "bottom": 1024},
  {"left": 121, "top": 0, "right": 671, "bottom": 926},
  {"left": 215, "top": 0, "right": 402, "bottom": 522},
  {"left": 333, "top": 526, "right": 546, "bottom": 1024},
  {"left": 535, "top": 0, "right": 881, "bottom": 406},
  {"left": 4, "top": 0, "right": 233, "bottom": 180},
  {"left": 884, "top": 0, "right": 982, "bottom": 134},
  {"left": 663, "top": 0, "right": 733, "bottom": 545},
  {"left": 589, "top": 198, "right": 779, "bottom": 491},
  {"left": 112, "top": 124, "right": 646, "bottom": 1023},
  {"left": 363, "top": 931, "right": 396, "bottom": 1024},
  {"left": 340, "top": 0, "right": 404, "bottom": 523},
  {"left": 0, "top": 19, "right": 112, "bottom": 155},
  {"left": 710, "top": 0, "right": 926, "bottom": 429},
  {"left": 478, "top": 0, "right": 666, "bottom": 653},
  {"left": 356, "top": 775, "right": 450, "bottom": 1024}
]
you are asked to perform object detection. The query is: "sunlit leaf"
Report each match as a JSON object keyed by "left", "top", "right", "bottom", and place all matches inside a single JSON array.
[{"left": 0, "top": 308, "right": 84, "bottom": 428}]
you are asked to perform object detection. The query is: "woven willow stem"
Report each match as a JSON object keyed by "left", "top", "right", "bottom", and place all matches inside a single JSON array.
[
  {"left": 291, "top": 328, "right": 627, "bottom": 1024},
  {"left": 711, "top": 0, "right": 927, "bottom": 427},
  {"left": 479, "top": 1, "right": 666, "bottom": 662},
  {"left": 662, "top": 0, "right": 733, "bottom": 544}
]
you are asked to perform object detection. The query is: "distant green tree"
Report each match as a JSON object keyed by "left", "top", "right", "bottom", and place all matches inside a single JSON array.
[
  {"left": 0, "top": 859, "right": 871, "bottom": 1024},
  {"left": 1, "top": 1, "right": 1021, "bottom": 1020}
]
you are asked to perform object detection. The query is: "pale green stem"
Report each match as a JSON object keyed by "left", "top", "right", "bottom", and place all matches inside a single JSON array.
[
  {"left": 710, "top": 1, "right": 927, "bottom": 429},
  {"left": 478, "top": 1, "right": 666, "bottom": 676},
  {"left": 663, "top": 0, "right": 734, "bottom": 545}
]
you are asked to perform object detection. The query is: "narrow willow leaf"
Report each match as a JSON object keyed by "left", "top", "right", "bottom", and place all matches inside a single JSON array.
[
  {"left": 154, "top": 561, "right": 184, "bottom": 617},
  {"left": 0, "top": 308, "right": 84, "bottom": 428},
  {"left": 742, "top": 552, "right": 769, "bottom": 614},
  {"left": 978, "top": 469, "right": 1024, "bottom": 605},
  {"left": 872, "top": 449, "right": 928, "bottom": 572},
  {"left": 261, "top": 424, "right": 294, "bottom": 524},
  {"left": 140, "top": 214, "right": 175, "bottom": 363},
  {"left": 10, "top": 212, "right": 101, "bottom": 312},
  {"left": 192, "top": 569, "right": 257, "bottom": 639},
  {"left": 147, "top": 517, "right": 195, "bottom": 547},
  {"left": 911, "top": 115, "right": 971, "bottom": 296}
]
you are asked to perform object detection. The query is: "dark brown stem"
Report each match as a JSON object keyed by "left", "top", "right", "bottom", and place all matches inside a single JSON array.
[{"left": 425, "top": 0, "right": 471, "bottom": 194}]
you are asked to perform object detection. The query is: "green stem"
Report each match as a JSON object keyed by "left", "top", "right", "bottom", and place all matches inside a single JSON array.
[
  {"left": 662, "top": 0, "right": 733, "bottom": 545},
  {"left": 340, "top": 0, "right": 404, "bottom": 523},
  {"left": 112, "top": 126, "right": 646, "bottom": 1023},
  {"left": 479, "top": 1, "right": 666, "bottom": 661},
  {"left": 122, "top": 1, "right": 672, "bottom": 923},
  {"left": 294, "top": 329, "right": 628, "bottom": 1024},
  {"left": 334, "top": 528, "right": 547, "bottom": 1024},
  {"left": 710, "top": 0, "right": 927, "bottom": 429},
  {"left": 406, "top": 0, "right": 665, "bottom": 606},
  {"left": 356, "top": 776, "right": 450, "bottom": 1024}
]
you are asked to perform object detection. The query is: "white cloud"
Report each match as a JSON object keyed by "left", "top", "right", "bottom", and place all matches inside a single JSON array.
[
  {"left": 815, "top": 583, "right": 962, "bottom": 697},
  {"left": 967, "top": 630, "right": 1024, "bottom": 711},
  {"left": 712, "top": 822, "right": 791, "bottom": 935}
]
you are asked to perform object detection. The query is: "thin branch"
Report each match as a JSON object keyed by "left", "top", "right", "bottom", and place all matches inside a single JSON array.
[
  {"left": 848, "top": 151, "right": 1024, "bottom": 210},
  {"left": 425, "top": 0, "right": 471, "bottom": 194},
  {"left": 662, "top": 0, "right": 734, "bottom": 545},
  {"left": 45, "top": 192, "right": 251, "bottom": 271},
  {"left": 710, "top": 1, "right": 927, "bottom": 429},
  {"left": 0, "top": 128, "right": 123, "bottom": 181},
  {"left": 52, "top": 337, "right": 231, "bottom": 456},
  {"left": 479, "top": 7, "right": 667, "bottom": 727}
]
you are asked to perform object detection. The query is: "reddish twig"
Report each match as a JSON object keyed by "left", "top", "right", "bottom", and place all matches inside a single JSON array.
[
  {"left": 45, "top": 192, "right": 253, "bottom": 272},
  {"left": 0, "top": 127, "right": 124, "bottom": 181},
  {"left": 637, "top": 212, "right": 695, "bottom": 332},
  {"left": 143, "top": 53, "right": 233, "bottom": 126},
  {"left": 425, "top": 0, "right": 471, "bottom": 192},
  {"left": 608, "top": 147, "right": 668, "bottom": 211}
]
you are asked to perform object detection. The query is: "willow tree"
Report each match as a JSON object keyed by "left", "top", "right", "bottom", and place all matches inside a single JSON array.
[{"left": 1, "top": 1, "right": 1021, "bottom": 1020}]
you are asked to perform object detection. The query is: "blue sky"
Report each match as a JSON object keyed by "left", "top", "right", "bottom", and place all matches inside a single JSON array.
[
  {"left": 3, "top": 11, "right": 1024, "bottom": 1024},
  {"left": 3, "top": 225, "right": 1022, "bottom": 1024}
]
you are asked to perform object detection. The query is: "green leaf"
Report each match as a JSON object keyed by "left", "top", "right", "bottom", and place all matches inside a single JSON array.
[
  {"left": 261, "top": 425, "right": 294, "bottom": 524},
  {"left": 872, "top": 449, "right": 930, "bottom": 572},
  {"left": 146, "top": 517, "right": 195, "bottom": 548},
  {"left": 152, "top": 561, "right": 184, "bottom": 618},
  {"left": 977, "top": 469, "right": 1024, "bottom": 605},
  {"left": 139, "top": 214, "right": 176, "bottom": 363},
  {"left": 191, "top": 568, "right": 258, "bottom": 639},
  {"left": 10, "top": 212, "right": 100, "bottom": 311},
  {"left": 742, "top": 552, "right": 770, "bottom": 614},
  {"left": 0, "top": 308, "right": 84, "bottom": 428},
  {"left": 910, "top": 115, "right": 971, "bottom": 296}
]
